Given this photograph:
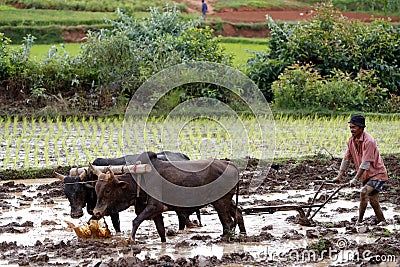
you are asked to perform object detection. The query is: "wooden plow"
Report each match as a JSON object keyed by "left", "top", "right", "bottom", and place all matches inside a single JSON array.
[
  {"left": 243, "top": 182, "right": 345, "bottom": 226},
  {"left": 69, "top": 164, "right": 152, "bottom": 176}
]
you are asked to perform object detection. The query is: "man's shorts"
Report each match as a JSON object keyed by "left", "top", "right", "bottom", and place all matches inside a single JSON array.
[{"left": 366, "top": 179, "right": 386, "bottom": 195}]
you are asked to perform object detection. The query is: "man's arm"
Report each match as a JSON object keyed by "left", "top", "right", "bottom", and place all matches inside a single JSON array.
[
  {"left": 349, "top": 161, "right": 370, "bottom": 186},
  {"left": 333, "top": 158, "right": 350, "bottom": 183}
]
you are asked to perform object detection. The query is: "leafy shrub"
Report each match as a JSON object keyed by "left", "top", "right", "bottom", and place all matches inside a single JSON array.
[
  {"left": 246, "top": 1, "right": 400, "bottom": 104},
  {"left": 0, "top": 5, "right": 233, "bottom": 113},
  {"left": 0, "top": 32, "right": 12, "bottom": 80},
  {"left": 272, "top": 63, "right": 398, "bottom": 112},
  {"left": 77, "top": 6, "right": 232, "bottom": 106},
  {"left": 0, "top": 34, "right": 98, "bottom": 110},
  {"left": 301, "top": 0, "right": 400, "bottom": 15}
]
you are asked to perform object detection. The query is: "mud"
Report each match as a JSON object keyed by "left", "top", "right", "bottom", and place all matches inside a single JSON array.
[{"left": 0, "top": 155, "right": 399, "bottom": 266}]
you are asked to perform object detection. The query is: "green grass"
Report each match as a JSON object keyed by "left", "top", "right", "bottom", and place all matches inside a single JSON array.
[
  {"left": 29, "top": 43, "right": 82, "bottom": 58},
  {"left": 0, "top": 0, "right": 185, "bottom": 12},
  {"left": 220, "top": 37, "right": 269, "bottom": 45},
  {"left": 221, "top": 41, "right": 267, "bottom": 67},
  {"left": 0, "top": 6, "right": 118, "bottom": 26}
]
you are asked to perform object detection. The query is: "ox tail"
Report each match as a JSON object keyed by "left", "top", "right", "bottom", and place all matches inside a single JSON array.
[{"left": 233, "top": 180, "right": 240, "bottom": 231}]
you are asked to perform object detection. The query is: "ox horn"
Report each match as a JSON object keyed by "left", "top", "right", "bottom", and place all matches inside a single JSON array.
[
  {"left": 54, "top": 171, "right": 66, "bottom": 182},
  {"left": 89, "top": 162, "right": 102, "bottom": 177},
  {"left": 79, "top": 169, "right": 87, "bottom": 181},
  {"left": 106, "top": 166, "right": 114, "bottom": 180}
]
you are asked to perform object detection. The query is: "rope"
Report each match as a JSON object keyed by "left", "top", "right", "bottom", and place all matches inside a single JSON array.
[
  {"left": 63, "top": 181, "right": 96, "bottom": 185},
  {"left": 136, "top": 174, "right": 141, "bottom": 197}
]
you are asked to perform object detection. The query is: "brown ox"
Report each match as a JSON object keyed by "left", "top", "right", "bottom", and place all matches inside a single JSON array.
[{"left": 92, "top": 151, "right": 246, "bottom": 242}]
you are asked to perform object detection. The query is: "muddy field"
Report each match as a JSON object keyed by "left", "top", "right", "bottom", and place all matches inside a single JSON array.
[{"left": 0, "top": 155, "right": 399, "bottom": 266}]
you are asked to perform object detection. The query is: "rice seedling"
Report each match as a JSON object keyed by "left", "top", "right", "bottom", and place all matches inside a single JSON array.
[
  {"left": 3, "top": 116, "right": 11, "bottom": 138},
  {"left": 33, "top": 143, "right": 40, "bottom": 167},
  {"left": 44, "top": 135, "right": 50, "bottom": 166},
  {"left": 13, "top": 138, "right": 22, "bottom": 168},
  {"left": 12, "top": 116, "right": 18, "bottom": 136},
  {"left": 23, "top": 142, "right": 31, "bottom": 168}
]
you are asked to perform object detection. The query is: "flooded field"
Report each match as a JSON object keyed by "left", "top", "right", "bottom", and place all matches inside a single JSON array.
[
  {"left": 1, "top": 116, "right": 400, "bottom": 170},
  {"left": 1, "top": 156, "right": 399, "bottom": 266}
]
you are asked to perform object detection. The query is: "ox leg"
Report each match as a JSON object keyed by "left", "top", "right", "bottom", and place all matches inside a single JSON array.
[
  {"left": 196, "top": 209, "right": 202, "bottom": 227},
  {"left": 212, "top": 199, "right": 234, "bottom": 236},
  {"left": 230, "top": 201, "right": 246, "bottom": 234},
  {"left": 177, "top": 212, "right": 187, "bottom": 231},
  {"left": 153, "top": 214, "right": 166, "bottom": 243},
  {"left": 110, "top": 212, "right": 121, "bottom": 232},
  {"left": 131, "top": 198, "right": 165, "bottom": 242}
]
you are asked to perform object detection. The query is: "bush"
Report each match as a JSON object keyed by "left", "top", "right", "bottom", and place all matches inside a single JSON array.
[
  {"left": 0, "top": 32, "right": 12, "bottom": 80},
  {"left": 0, "top": 5, "right": 233, "bottom": 114},
  {"left": 0, "top": 34, "right": 99, "bottom": 111},
  {"left": 77, "top": 6, "right": 232, "bottom": 106},
  {"left": 246, "top": 1, "right": 400, "bottom": 104},
  {"left": 272, "top": 63, "right": 398, "bottom": 112}
]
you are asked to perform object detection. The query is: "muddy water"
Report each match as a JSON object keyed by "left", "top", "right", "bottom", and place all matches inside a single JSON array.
[{"left": 0, "top": 179, "right": 399, "bottom": 266}]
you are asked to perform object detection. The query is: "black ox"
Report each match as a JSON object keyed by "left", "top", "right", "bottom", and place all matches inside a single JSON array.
[
  {"left": 92, "top": 151, "right": 246, "bottom": 242},
  {"left": 55, "top": 151, "right": 200, "bottom": 233}
]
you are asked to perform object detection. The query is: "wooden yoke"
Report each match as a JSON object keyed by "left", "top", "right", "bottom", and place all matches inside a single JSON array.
[{"left": 69, "top": 164, "right": 152, "bottom": 176}]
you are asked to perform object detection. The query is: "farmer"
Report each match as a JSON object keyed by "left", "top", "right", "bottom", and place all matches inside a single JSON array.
[
  {"left": 201, "top": 0, "right": 208, "bottom": 20},
  {"left": 333, "top": 114, "right": 388, "bottom": 226}
]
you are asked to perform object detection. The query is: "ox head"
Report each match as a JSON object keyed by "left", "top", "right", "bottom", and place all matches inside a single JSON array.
[
  {"left": 89, "top": 163, "right": 130, "bottom": 218},
  {"left": 55, "top": 169, "right": 96, "bottom": 218},
  {"left": 136, "top": 151, "right": 158, "bottom": 164}
]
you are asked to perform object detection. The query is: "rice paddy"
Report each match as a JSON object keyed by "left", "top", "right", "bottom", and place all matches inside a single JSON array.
[{"left": 1, "top": 115, "right": 399, "bottom": 170}]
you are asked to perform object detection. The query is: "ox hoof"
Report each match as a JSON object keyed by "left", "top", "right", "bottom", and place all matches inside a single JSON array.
[
  {"left": 128, "top": 237, "right": 136, "bottom": 245},
  {"left": 186, "top": 220, "right": 201, "bottom": 228}
]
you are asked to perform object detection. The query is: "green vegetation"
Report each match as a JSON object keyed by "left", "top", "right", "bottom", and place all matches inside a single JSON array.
[
  {"left": 0, "top": 114, "right": 399, "bottom": 171},
  {"left": 220, "top": 41, "right": 268, "bottom": 67},
  {"left": 0, "top": 5, "right": 117, "bottom": 43},
  {"left": 14, "top": 43, "right": 82, "bottom": 58},
  {"left": 0, "top": 4, "right": 195, "bottom": 44},
  {"left": 0, "top": 6, "right": 235, "bottom": 117},
  {"left": 300, "top": 0, "right": 400, "bottom": 16},
  {"left": 11, "top": 38, "right": 269, "bottom": 68},
  {"left": 0, "top": 7, "right": 117, "bottom": 26},
  {"left": 220, "top": 37, "right": 269, "bottom": 45},
  {"left": 0, "top": 0, "right": 186, "bottom": 12},
  {"left": 246, "top": 2, "right": 400, "bottom": 111},
  {"left": 272, "top": 64, "right": 395, "bottom": 112},
  {"left": 10, "top": 38, "right": 266, "bottom": 69},
  {"left": 78, "top": 6, "right": 232, "bottom": 103},
  {"left": 0, "top": 1, "right": 399, "bottom": 180},
  {"left": 1, "top": 2, "right": 399, "bottom": 117}
]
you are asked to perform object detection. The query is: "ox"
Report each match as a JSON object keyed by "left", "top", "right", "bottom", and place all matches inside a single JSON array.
[
  {"left": 55, "top": 151, "right": 200, "bottom": 233},
  {"left": 92, "top": 151, "right": 190, "bottom": 166},
  {"left": 92, "top": 151, "right": 246, "bottom": 242}
]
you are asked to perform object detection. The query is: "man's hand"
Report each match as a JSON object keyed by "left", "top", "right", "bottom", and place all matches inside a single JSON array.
[
  {"left": 332, "top": 176, "right": 342, "bottom": 184},
  {"left": 349, "top": 178, "right": 359, "bottom": 187},
  {"left": 333, "top": 169, "right": 345, "bottom": 184}
]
